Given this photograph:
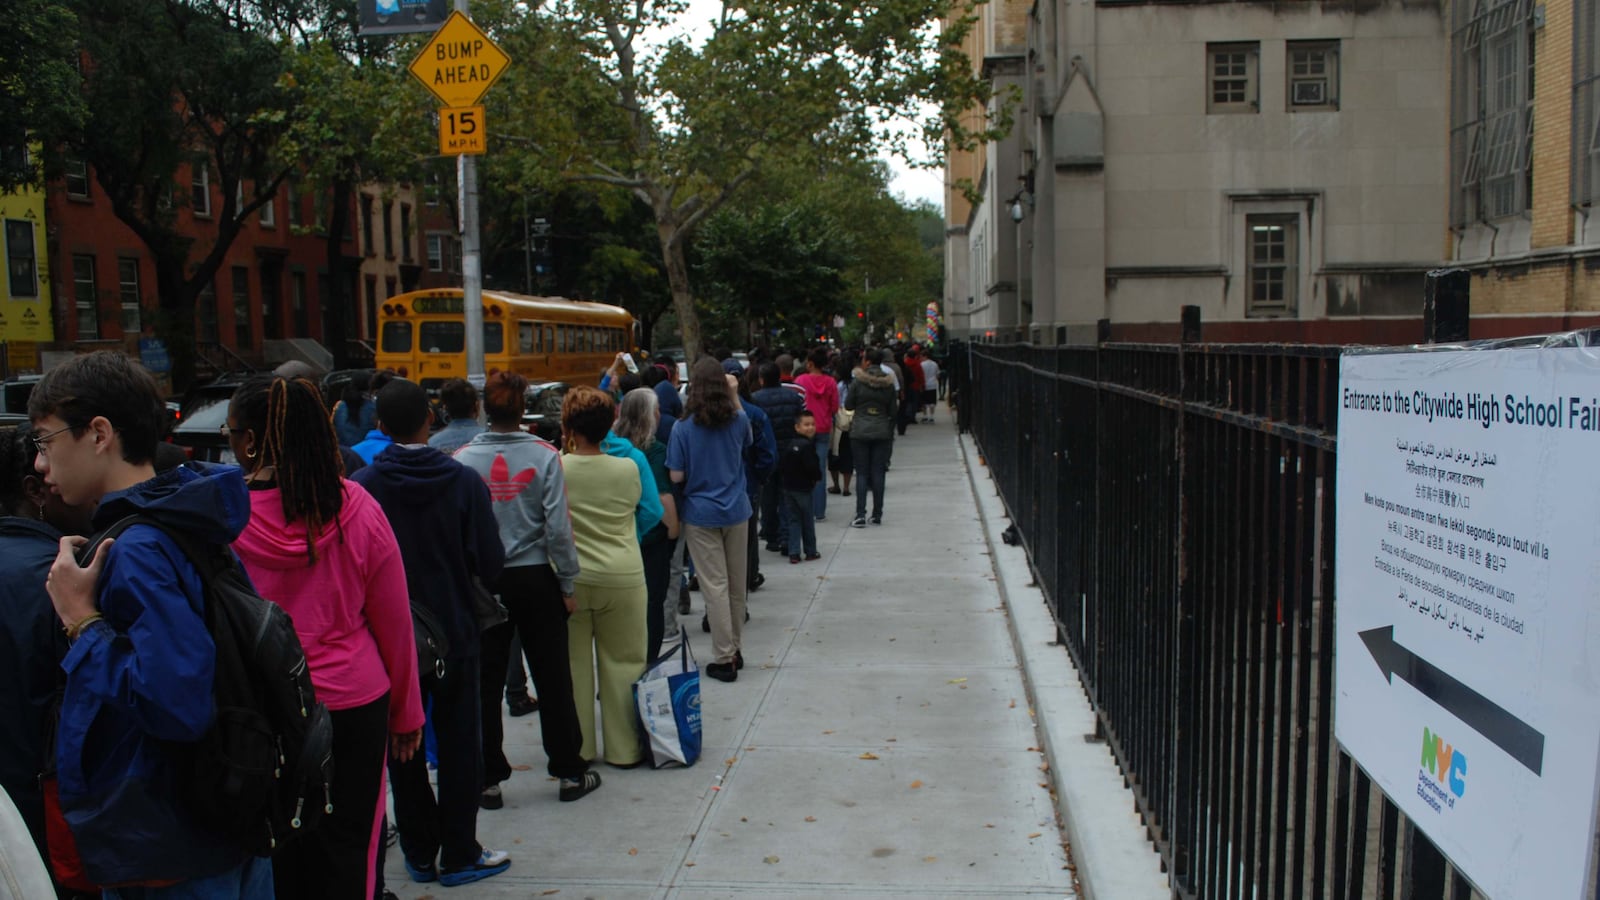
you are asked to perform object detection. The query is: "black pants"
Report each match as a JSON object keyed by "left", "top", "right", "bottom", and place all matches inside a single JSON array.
[
  {"left": 480, "top": 621, "right": 516, "bottom": 786},
  {"left": 758, "top": 475, "right": 783, "bottom": 544},
  {"left": 495, "top": 564, "right": 587, "bottom": 780},
  {"left": 389, "top": 655, "right": 482, "bottom": 870},
  {"left": 274, "top": 693, "right": 388, "bottom": 900},
  {"left": 642, "top": 537, "right": 676, "bottom": 665},
  {"left": 504, "top": 629, "right": 529, "bottom": 698},
  {"left": 745, "top": 507, "right": 760, "bottom": 587},
  {"left": 853, "top": 438, "right": 892, "bottom": 519}
]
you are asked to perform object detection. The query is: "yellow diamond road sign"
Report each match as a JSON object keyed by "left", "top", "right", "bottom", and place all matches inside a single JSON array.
[{"left": 408, "top": 11, "right": 510, "bottom": 109}]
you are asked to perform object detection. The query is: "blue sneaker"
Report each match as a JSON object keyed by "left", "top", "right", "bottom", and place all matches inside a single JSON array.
[
  {"left": 404, "top": 856, "right": 438, "bottom": 883},
  {"left": 439, "top": 849, "right": 511, "bottom": 887}
]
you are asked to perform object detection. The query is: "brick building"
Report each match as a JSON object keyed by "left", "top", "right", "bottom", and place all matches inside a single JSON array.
[{"left": 44, "top": 159, "right": 360, "bottom": 367}]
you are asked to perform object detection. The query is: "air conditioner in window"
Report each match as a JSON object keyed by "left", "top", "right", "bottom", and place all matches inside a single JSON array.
[{"left": 1293, "top": 80, "right": 1328, "bottom": 106}]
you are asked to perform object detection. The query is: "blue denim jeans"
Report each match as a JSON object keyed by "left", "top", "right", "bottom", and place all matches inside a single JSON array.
[
  {"left": 783, "top": 489, "right": 817, "bottom": 557},
  {"left": 811, "top": 433, "right": 830, "bottom": 518},
  {"left": 103, "top": 857, "right": 273, "bottom": 899},
  {"left": 852, "top": 438, "right": 892, "bottom": 519}
]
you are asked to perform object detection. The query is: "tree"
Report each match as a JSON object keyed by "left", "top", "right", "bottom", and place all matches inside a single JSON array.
[
  {"left": 39, "top": 0, "right": 306, "bottom": 388},
  {"left": 483, "top": 0, "right": 1005, "bottom": 363},
  {"left": 0, "top": 0, "right": 85, "bottom": 190}
]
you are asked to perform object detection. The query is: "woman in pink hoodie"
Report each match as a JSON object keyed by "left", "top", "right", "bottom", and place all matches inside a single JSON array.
[{"left": 225, "top": 374, "right": 424, "bottom": 900}]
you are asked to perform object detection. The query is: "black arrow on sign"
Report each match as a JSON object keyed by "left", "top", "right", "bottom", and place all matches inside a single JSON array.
[{"left": 1359, "top": 626, "right": 1544, "bottom": 776}]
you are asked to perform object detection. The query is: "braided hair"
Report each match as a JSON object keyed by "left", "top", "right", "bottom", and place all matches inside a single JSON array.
[{"left": 230, "top": 374, "right": 346, "bottom": 564}]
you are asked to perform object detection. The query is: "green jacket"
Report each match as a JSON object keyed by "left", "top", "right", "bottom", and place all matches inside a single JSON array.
[{"left": 845, "top": 367, "right": 898, "bottom": 442}]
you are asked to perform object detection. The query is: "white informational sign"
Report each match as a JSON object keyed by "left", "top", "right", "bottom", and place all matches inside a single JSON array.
[{"left": 1335, "top": 346, "right": 1600, "bottom": 899}]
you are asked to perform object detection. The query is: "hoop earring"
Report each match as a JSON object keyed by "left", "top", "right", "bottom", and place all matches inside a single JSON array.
[{"left": 246, "top": 447, "right": 258, "bottom": 460}]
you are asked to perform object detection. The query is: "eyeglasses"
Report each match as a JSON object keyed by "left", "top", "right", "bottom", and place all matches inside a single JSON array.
[
  {"left": 219, "top": 425, "right": 247, "bottom": 438},
  {"left": 30, "top": 425, "right": 77, "bottom": 457}
]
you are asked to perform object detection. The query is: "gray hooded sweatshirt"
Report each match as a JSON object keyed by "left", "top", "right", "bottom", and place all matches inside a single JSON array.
[{"left": 454, "top": 430, "right": 582, "bottom": 595}]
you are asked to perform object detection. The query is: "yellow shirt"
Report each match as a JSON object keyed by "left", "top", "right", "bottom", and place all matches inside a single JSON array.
[{"left": 562, "top": 453, "right": 645, "bottom": 588}]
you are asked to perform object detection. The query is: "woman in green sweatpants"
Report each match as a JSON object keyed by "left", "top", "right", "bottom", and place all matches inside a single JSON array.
[{"left": 561, "top": 386, "right": 651, "bottom": 767}]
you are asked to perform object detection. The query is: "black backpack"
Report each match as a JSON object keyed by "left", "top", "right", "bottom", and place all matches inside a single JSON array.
[{"left": 84, "top": 516, "right": 335, "bottom": 855}]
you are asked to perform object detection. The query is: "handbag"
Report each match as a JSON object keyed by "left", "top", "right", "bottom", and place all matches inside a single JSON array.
[
  {"left": 632, "top": 636, "right": 702, "bottom": 768},
  {"left": 834, "top": 407, "right": 855, "bottom": 433},
  {"left": 412, "top": 600, "right": 450, "bottom": 680}
]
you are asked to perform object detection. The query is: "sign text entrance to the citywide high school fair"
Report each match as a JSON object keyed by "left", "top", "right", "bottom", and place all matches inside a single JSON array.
[{"left": 1335, "top": 346, "right": 1600, "bottom": 899}]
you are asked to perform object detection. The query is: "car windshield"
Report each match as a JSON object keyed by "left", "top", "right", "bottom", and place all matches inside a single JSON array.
[{"left": 173, "top": 396, "right": 230, "bottom": 433}]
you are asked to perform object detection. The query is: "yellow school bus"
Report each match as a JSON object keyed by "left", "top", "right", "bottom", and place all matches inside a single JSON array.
[{"left": 375, "top": 289, "right": 638, "bottom": 390}]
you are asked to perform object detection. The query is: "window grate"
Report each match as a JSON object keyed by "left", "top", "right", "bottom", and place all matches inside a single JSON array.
[{"left": 1452, "top": 0, "right": 1535, "bottom": 224}]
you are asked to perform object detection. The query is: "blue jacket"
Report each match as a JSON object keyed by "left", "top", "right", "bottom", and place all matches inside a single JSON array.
[
  {"left": 60, "top": 464, "right": 255, "bottom": 886},
  {"left": 739, "top": 400, "right": 777, "bottom": 496},
  {"left": 351, "top": 429, "right": 394, "bottom": 464},
  {"left": 334, "top": 398, "right": 376, "bottom": 448},
  {"left": 600, "top": 431, "right": 665, "bottom": 540},
  {"left": 750, "top": 385, "right": 805, "bottom": 442},
  {"left": 0, "top": 517, "right": 68, "bottom": 863},
  {"left": 654, "top": 381, "right": 683, "bottom": 445},
  {"left": 352, "top": 445, "right": 505, "bottom": 659}
]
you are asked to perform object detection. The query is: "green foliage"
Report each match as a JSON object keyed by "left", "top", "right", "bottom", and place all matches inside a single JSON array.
[{"left": 0, "top": 0, "right": 85, "bottom": 190}]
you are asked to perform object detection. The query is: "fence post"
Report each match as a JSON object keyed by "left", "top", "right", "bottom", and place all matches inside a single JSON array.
[{"left": 1422, "top": 268, "right": 1470, "bottom": 344}]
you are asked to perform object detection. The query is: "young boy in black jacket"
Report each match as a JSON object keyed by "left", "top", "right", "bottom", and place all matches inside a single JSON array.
[{"left": 779, "top": 410, "right": 823, "bottom": 563}]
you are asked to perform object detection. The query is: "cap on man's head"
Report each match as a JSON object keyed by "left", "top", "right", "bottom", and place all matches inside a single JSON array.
[{"left": 721, "top": 358, "right": 744, "bottom": 376}]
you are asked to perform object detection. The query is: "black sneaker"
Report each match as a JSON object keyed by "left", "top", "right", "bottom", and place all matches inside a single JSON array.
[
  {"left": 735, "top": 651, "right": 744, "bottom": 670},
  {"left": 558, "top": 770, "right": 602, "bottom": 802},
  {"left": 748, "top": 573, "right": 765, "bottom": 591},
  {"left": 850, "top": 516, "right": 867, "bottom": 528},
  {"left": 869, "top": 514, "right": 882, "bottom": 525},
  {"left": 702, "top": 613, "right": 710, "bottom": 633},
  {"left": 705, "top": 662, "right": 737, "bottom": 682},
  {"left": 688, "top": 574, "right": 700, "bottom": 592},
  {"left": 677, "top": 584, "right": 691, "bottom": 614},
  {"left": 479, "top": 784, "right": 504, "bottom": 810},
  {"left": 506, "top": 693, "right": 539, "bottom": 717},
  {"left": 765, "top": 541, "right": 784, "bottom": 553}
]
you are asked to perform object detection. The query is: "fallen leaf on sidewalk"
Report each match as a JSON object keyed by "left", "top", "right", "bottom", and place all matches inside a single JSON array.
[
  {"left": 1027, "top": 746, "right": 1041, "bottom": 752},
  {"left": 821, "top": 729, "right": 835, "bottom": 735},
  {"left": 740, "top": 817, "right": 748, "bottom": 822},
  {"left": 511, "top": 764, "right": 532, "bottom": 771},
  {"left": 805, "top": 816, "right": 816, "bottom": 822},
  {"left": 1009, "top": 699, "right": 1017, "bottom": 709},
  {"left": 1028, "top": 832, "right": 1042, "bottom": 839},
  {"left": 947, "top": 677, "right": 968, "bottom": 684},
  {"left": 923, "top": 856, "right": 938, "bottom": 862},
  {"left": 628, "top": 848, "right": 638, "bottom": 856},
  {"left": 984, "top": 823, "right": 995, "bottom": 828},
  {"left": 859, "top": 752, "right": 880, "bottom": 760},
  {"left": 764, "top": 856, "right": 780, "bottom": 864},
  {"left": 685, "top": 862, "right": 696, "bottom": 867},
  {"left": 725, "top": 757, "right": 738, "bottom": 766},
  {"left": 909, "top": 780, "right": 924, "bottom": 789},
  {"left": 541, "top": 891, "right": 560, "bottom": 896}
]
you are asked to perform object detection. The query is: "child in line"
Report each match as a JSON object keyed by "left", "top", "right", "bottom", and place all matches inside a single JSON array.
[{"left": 779, "top": 410, "right": 823, "bottom": 563}]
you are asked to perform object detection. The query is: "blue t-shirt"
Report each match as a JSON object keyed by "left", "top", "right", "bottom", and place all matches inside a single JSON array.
[{"left": 666, "top": 409, "right": 752, "bottom": 528}]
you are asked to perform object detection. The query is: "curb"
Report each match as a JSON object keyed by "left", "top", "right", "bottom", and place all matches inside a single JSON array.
[{"left": 957, "top": 432, "right": 1169, "bottom": 900}]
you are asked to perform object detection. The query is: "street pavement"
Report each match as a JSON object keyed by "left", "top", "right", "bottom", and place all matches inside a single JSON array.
[{"left": 384, "top": 411, "right": 1080, "bottom": 899}]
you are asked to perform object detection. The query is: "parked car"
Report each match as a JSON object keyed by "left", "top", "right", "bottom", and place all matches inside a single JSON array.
[
  {"left": 523, "top": 381, "right": 569, "bottom": 444},
  {"left": 169, "top": 376, "right": 248, "bottom": 463},
  {"left": 320, "top": 368, "right": 377, "bottom": 412},
  {"left": 0, "top": 413, "right": 27, "bottom": 429},
  {"left": 1, "top": 377, "right": 40, "bottom": 416}
]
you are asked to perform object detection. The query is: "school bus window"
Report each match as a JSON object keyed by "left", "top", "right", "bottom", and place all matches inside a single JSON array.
[
  {"left": 420, "top": 321, "right": 465, "bottom": 353},
  {"left": 484, "top": 322, "right": 503, "bottom": 354},
  {"left": 382, "top": 321, "right": 412, "bottom": 353},
  {"left": 519, "top": 321, "right": 534, "bottom": 354},
  {"left": 543, "top": 325, "right": 554, "bottom": 353}
]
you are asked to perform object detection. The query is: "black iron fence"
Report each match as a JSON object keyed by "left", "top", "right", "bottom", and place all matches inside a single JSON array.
[{"left": 953, "top": 337, "right": 1492, "bottom": 900}]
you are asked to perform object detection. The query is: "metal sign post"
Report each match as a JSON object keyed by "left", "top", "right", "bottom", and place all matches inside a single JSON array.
[{"left": 408, "top": 3, "right": 510, "bottom": 390}]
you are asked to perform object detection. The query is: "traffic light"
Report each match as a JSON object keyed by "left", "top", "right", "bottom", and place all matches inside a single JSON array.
[{"left": 856, "top": 311, "right": 864, "bottom": 318}]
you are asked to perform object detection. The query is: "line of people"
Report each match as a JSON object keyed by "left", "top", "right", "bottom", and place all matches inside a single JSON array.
[{"left": 0, "top": 340, "right": 938, "bottom": 900}]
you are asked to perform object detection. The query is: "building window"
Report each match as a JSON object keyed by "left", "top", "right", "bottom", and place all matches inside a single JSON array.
[
  {"left": 118, "top": 258, "right": 141, "bottom": 334},
  {"left": 285, "top": 179, "right": 301, "bottom": 227},
  {"left": 361, "top": 195, "right": 375, "bottom": 256},
  {"left": 1452, "top": 0, "right": 1534, "bottom": 224},
  {"left": 292, "top": 270, "right": 308, "bottom": 336},
  {"left": 1287, "top": 41, "right": 1339, "bottom": 111},
  {"left": 427, "top": 233, "right": 444, "bottom": 271},
  {"left": 191, "top": 163, "right": 211, "bottom": 217},
  {"left": 197, "top": 278, "right": 218, "bottom": 343},
  {"left": 260, "top": 265, "right": 281, "bottom": 340},
  {"left": 232, "top": 266, "right": 251, "bottom": 348},
  {"left": 4, "top": 219, "right": 37, "bottom": 297},
  {"left": 1246, "top": 215, "right": 1298, "bottom": 316},
  {"left": 73, "top": 255, "right": 99, "bottom": 339},
  {"left": 400, "top": 204, "right": 413, "bottom": 261},
  {"left": 1574, "top": 0, "right": 1600, "bottom": 206},
  {"left": 382, "top": 200, "right": 394, "bottom": 259},
  {"left": 259, "top": 189, "right": 275, "bottom": 228},
  {"left": 1208, "top": 42, "right": 1259, "bottom": 114},
  {"left": 64, "top": 156, "right": 91, "bottom": 199}
]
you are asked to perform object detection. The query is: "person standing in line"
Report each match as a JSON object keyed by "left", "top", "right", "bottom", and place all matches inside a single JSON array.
[
  {"left": 351, "top": 379, "right": 511, "bottom": 888},
  {"left": 750, "top": 362, "right": 803, "bottom": 554},
  {"left": 30, "top": 350, "right": 274, "bottom": 898},
  {"left": 793, "top": 348, "right": 839, "bottom": 522},
  {"left": 847, "top": 349, "right": 899, "bottom": 527},
  {"left": 428, "top": 379, "right": 485, "bottom": 454},
  {"left": 333, "top": 371, "right": 376, "bottom": 449},
  {"left": 0, "top": 425, "right": 95, "bottom": 883},
  {"left": 225, "top": 375, "right": 424, "bottom": 900},
  {"left": 728, "top": 362, "right": 776, "bottom": 593},
  {"left": 828, "top": 349, "right": 858, "bottom": 497},
  {"left": 919, "top": 353, "right": 941, "bottom": 423},
  {"left": 453, "top": 372, "right": 602, "bottom": 810},
  {"left": 560, "top": 387, "right": 650, "bottom": 766},
  {"left": 777, "top": 411, "right": 823, "bottom": 563},
  {"left": 668, "top": 359, "right": 753, "bottom": 683},
  {"left": 614, "top": 388, "right": 680, "bottom": 665}
]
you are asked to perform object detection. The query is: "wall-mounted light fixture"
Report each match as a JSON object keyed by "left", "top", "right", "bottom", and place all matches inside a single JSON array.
[{"left": 1007, "top": 170, "right": 1036, "bottom": 224}]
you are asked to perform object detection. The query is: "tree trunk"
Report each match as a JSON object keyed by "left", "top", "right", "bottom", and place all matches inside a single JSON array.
[
  {"left": 153, "top": 253, "right": 198, "bottom": 392},
  {"left": 657, "top": 220, "right": 701, "bottom": 364},
  {"left": 324, "top": 178, "right": 354, "bottom": 370}
]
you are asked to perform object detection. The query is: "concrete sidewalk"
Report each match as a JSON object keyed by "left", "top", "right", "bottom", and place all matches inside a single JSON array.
[{"left": 385, "top": 414, "right": 1080, "bottom": 899}]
